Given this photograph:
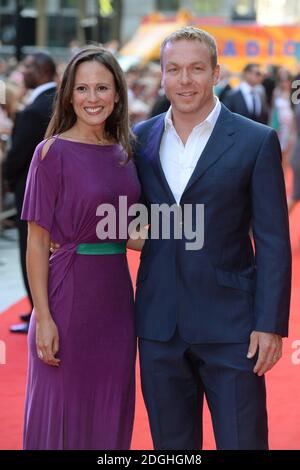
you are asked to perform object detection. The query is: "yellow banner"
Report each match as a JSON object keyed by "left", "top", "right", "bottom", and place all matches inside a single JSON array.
[
  {"left": 120, "top": 20, "right": 300, "bottom": 72},
  {"left": 195, "top": 23, "right": 300, "bottom": 71}
]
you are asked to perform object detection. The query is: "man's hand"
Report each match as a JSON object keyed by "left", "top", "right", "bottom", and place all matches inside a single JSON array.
[
  {"left": 247, "top": 331, "right": 282, "bottom": 376},
  {"left": 50, "top": 241, "right": 60, "bottom": 253}
]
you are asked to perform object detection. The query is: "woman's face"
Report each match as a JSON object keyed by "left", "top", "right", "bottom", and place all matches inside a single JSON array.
[{"left": 71, "top": 60, "right": 119, "bottom": 130}]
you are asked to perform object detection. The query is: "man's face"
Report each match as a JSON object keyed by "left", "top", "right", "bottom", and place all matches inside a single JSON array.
[
  {"left": 245, "top": 66, "right": 263, "bottom": 87},
  {"left": 161, "top": 39, "right": 220, "bottom": 120},
  {"left": 22, "top": 56, "right": 41, "bottom": 90}
]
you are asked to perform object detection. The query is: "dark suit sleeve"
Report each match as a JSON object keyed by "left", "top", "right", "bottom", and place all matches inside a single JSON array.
[
  {"left": 132, "top": 125, "right": 146, "bottom": 206},
  {"left": 3, "top": 108, "right": 48, "bottom": 187},
  {"left": 251, "top": 129, "right": 292, "bottom": 336}
]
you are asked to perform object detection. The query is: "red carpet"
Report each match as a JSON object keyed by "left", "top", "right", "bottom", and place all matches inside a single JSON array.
[{"left": 1, "top": 205, "right": 300, "bottom": 450}]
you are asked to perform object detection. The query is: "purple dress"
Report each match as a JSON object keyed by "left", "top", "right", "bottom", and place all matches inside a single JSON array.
[{"left": 21, "top": 136, "right": 141, "bottom": 450}]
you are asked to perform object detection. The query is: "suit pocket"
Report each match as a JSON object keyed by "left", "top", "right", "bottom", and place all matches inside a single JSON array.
[{"left": 215, "top": 267, "right": 255, "bottom": 293}]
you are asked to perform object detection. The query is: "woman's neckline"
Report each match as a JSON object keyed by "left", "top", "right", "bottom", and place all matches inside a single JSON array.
[{"left": 56, "top": 135, "right": 119, "bottom": 147}]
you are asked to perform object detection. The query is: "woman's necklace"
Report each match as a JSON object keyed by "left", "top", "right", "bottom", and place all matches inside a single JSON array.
[
  {"left": 96, "top": 135, "right": 108, "bottom": 145},
  {"left": 65, "top": 134, "right": 111, "bottom": 145}
]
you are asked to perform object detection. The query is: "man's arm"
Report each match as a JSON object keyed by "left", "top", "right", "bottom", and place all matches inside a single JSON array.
[{"left": 248, "top": 128, "right": 292, "bottom": 375}]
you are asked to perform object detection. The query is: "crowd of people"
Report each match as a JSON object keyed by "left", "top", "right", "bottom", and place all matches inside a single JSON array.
[{"left": 1, "top": 49, "right": 300, "bottom": 220}]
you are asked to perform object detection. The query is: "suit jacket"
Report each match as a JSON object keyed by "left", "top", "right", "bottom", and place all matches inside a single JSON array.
[
  {"left": 149, "top": 94, "right": 170, "bottom": 118},
  {"left": 133, "top": 104, "right": 291, "bottom": 343},
  {"left": 3, "top": 86, "right": 56, "bottom": 212},
  {"left": 217, "top": 83, "right": 232, "bottom": 103},
  {"left": 223, "top": 89, "right": 269, "bottom": 125}
]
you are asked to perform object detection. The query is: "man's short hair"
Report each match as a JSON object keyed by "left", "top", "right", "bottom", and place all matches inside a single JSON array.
[
  {"left": 30, "top": 52, "right": 57, "bottom": 80},
  {"left": 243, "top": 63, "right": 260, "bottom": 74},
  {"left": 160, "top": 26, "right": 218, "bottom": 69}
]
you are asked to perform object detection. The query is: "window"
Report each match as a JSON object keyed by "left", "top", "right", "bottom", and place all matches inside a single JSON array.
[
  {"left": 48, "top": 14, "right": 77, "bottom": 46},
  {"left": 156, "top": 0, "right": 180, "bottom": 11},
  {"left": 24, "top": 0, "right": 35, "bottom": 7},
  {"left": 231, "top": 0, "right": 256, "bottom": 20},
  {"left": 61, "top": 0, "right": 78, "bottom": 8},
  {"left": 193, "top": 0, "right": 227, "bottom": 16},
  {"left": 0, "top": 13, "right": 15, "bottom": 45}
]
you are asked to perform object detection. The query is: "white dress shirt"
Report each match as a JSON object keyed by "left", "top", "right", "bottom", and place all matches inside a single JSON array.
[
  {"left": 240, "top": 81, "right": 262, "bottom": 116},
  {"left": 160, "top": 97, "right": 221, "bottom": 205}
]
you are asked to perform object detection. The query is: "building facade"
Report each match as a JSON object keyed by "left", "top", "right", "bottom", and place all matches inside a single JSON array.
[{"left": 1, "top": 0, "right": 300, "bottom": 57}]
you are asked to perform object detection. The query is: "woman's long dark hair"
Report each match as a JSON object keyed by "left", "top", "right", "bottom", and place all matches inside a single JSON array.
[{"left": 46, "top": 46, "right": 133, "bottom": 160}]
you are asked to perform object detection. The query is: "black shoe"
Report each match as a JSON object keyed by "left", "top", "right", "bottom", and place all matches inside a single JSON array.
[
  {"left": 19, "top": 313, "right": 31, "bottom": 322},
  {"left": 10, "top": 323, "right": 29, "bottom": 334}
]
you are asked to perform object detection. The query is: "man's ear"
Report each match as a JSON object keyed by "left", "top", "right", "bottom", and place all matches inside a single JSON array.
[
  {"left": 160, "top": 63, "right": 165, "bottom": 90},
  {"left": 213, "top": 64, "right": 221, "bottom": 85}
]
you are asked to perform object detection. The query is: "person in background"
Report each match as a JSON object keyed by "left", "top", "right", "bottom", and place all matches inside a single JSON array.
[
  {"left": 223, "top": 63, "right": 269, "bottom": 124},
  {"left": 270, "top": 69, "right": 295, "bottom": 170},
  {"left": 0, "top": 81, "right": 20, "bottom": 225},
  {"left": 262, "top": 64, "right": 277, "bottom": 108},
  {"left": 3, "top": 53, "right": 57, "bottom": 334},
  {"left": 288, "top": 101, "right": 300, "bottom": 213}
]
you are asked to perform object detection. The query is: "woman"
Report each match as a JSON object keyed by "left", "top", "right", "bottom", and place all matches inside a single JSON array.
[
  {"left": 289, "top": 102, "right": 300, "bottom": 213},
  {"left": 270, "top": 69, "right": 295, "bottom": 170},
  {"left": 21, "top": 46, "right": 141, "bottom": 449}
]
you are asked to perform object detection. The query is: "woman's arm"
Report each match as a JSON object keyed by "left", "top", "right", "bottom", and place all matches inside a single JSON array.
[{"left": 26, "top": 222, "right": 60, "bottom": 367}]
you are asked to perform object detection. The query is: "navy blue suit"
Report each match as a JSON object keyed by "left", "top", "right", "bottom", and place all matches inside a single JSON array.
[
  {"left": 133, "top": 104, "right": 291, "bottom": 449},
  {"left": 223, "top": 89, "right": 269, "bottom": 124}
]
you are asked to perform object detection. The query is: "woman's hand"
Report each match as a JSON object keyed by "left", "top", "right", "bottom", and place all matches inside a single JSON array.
[
  {"left": 127, "top": 225, "right": 149, "bottom": 252},
  {"left": 36, "top": 315, "right": 60, "bottom": 367}
]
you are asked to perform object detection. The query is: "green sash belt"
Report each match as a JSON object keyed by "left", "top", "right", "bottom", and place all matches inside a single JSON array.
[{"left": 76, "top": 242, "right": 126, "bottom": 255}]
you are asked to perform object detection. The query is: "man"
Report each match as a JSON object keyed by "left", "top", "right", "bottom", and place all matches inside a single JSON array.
[
  {"left": 223, "top": 63, "right": 269, "bottom": 123},
  {"left": 133, "top": 27, "right": 291, "bottom": 450},
  {"left": 3, "top": 53, "right": 57, "bottom": 333}
]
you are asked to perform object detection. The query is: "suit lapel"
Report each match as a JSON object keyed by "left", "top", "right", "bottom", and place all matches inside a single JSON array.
[
  {"left": 182, "top": 105, "right": 235, "bottom": 196},
  {"left": 145, "top": 115, "right": 177, "bottom": 205},
  {"left": 143, "top": 106, "right": 236, "bottom": 203}
]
